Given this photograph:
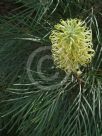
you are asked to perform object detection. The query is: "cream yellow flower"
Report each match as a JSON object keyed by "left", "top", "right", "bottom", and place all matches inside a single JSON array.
[{"left": 49, "top": 19, "right": 95, "bottom": 75}]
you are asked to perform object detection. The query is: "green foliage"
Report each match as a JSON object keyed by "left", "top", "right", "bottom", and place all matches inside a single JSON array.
[{"left": 0, "top": 0, "right": 102, "bottom": 136}]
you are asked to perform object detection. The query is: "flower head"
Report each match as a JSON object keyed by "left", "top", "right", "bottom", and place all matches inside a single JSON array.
[{"left": 49, "top": 19, "right": 95, "bottom": 74}]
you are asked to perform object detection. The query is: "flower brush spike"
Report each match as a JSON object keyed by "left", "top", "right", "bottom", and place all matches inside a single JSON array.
[{"left": 49, "top": 19, "right": 95, "bottom": 76}]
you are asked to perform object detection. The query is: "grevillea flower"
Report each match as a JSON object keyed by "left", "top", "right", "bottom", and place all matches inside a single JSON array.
[{"left": 49, "top": 19, "right": 95, "bottom": 75}]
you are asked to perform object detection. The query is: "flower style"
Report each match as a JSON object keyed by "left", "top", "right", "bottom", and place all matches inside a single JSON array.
[{"left": 49, "top": 19, "right": 95, "bottom": 75}]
